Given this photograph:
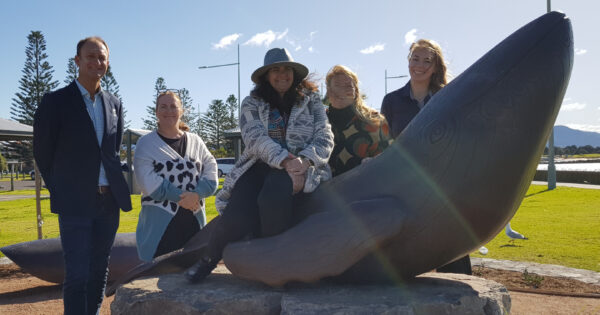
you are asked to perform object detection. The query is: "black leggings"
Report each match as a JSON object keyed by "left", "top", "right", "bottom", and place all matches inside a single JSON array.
[
  {"left": 154, "top": 206, "right": 200, "bottom": 258},
  {"left": 206, "top": 162, "right": 298, "bottom": 262}
]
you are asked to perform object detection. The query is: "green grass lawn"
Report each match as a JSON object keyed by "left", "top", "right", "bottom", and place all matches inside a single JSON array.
[
  {"left": 570, "top": 153, "right": 600, "bottom": 158},
  {"left": 471, "top": 185, "right": 600, "bottom": 271},
  {"left": 1, "top": 183, "right": 598, "bottom": 272}
]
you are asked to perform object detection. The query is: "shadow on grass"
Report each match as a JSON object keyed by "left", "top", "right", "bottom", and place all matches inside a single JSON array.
[
  {"left": 500, "top": 244, "right": 524, "bottom": 248},
  {"left": 525, "top": 189, "right": 550, "bottom": 198}
]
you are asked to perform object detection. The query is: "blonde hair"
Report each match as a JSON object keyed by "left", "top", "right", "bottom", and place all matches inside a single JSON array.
[
  {"left": 408, "top": 39, "right": 448, "bottom": 93},
  {"left": 325, "top": 65, "right": 385, "bottom": 124},
  {"left": 156, "top": 91, "right": 190, "bottom": 131}
]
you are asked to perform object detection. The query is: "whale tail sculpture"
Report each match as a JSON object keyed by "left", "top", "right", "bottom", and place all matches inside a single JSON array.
[
  {"left": 0, "top": 233, "right": 143, "bottom": 284},
  {"left": 1, "top": 11, "right": 573, "bottom": 293}
]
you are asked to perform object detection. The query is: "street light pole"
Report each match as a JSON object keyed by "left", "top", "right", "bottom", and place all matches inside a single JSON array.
[
  {"left": 199, "top": 43, "right": 241, "bottom": 118},
  {"left": 385, "top": 69, "right": 408, "bottom": 94}
]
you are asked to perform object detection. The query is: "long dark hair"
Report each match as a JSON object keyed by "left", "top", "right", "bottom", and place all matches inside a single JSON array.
[{"left": 251, "top": 70, "right": 318, "bottom": 117}]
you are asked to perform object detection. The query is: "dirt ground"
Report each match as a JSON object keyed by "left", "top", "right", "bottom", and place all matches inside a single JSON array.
[{"left": 1, "top": 263, "right": 599, "bottom": 314}]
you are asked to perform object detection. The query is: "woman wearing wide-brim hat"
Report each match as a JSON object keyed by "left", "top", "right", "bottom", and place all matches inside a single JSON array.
[{"left": 186, "top": 48, "right": 334, "bottom": 282}]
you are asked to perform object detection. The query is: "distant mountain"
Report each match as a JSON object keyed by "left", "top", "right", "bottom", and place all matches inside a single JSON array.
[{"left": 553, "top": 125, "right": 600, "bottom": 147}]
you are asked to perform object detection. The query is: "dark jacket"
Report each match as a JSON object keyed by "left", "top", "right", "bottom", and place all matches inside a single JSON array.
[
  {"left": 380, "top": 81, "right": 431, "bottom": 139},
  {"left": 33, "top": 81, "right": 132, "bottom": 215}
]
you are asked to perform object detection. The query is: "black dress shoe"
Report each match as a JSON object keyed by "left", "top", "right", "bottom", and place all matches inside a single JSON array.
[{"left": 185, "top": 258, "right": 216, "bottom": 283}]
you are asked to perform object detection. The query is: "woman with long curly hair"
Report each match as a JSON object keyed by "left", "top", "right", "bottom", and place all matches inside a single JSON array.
[
  {"left": 185, "top": 48, "right": 334, "bottom": 283},
  {"left": 325, "top": 65, "right": 391, "bottom": 176}
]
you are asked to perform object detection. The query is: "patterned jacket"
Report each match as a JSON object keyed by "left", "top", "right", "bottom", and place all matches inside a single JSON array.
[{"left": 215, "top": 91, "right": 334, "bottom": 213}]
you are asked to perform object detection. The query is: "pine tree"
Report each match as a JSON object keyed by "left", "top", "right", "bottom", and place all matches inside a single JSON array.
[
  {"left": 178, "top": 88, "right": 197, "bottom": 132},
  {"left": 199, "top": 99, "right": 230, "bottom": 151},
  {"left": 142, "top": 77, "right": 166, "bottom": 130},
  {"left": 10, "top": 31, "right": 59, "bottom": 168},
  {"left": 64, "top": 57, "right": 78, "bottom": 85},
  {"left": 11, "top": 31, "right": 59, "bottom": 125},
  {"left": 101, "top": 66, "right": 130, "bottom": 128},
  {"left": 101, "top": 65, "right": 120, "bottom": 98},
  {"left": 225, "top": 94, "right": 239, "bottom": 130}
]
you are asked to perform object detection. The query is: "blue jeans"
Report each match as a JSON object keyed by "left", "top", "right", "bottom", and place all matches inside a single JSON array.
[{"left": 58, "top": 192, "right": 120, "bottom": 315}]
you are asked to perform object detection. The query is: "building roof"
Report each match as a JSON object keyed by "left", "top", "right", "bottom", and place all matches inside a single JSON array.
[{"left": 0, "top": 118, "right": 33, "bottom": 141}]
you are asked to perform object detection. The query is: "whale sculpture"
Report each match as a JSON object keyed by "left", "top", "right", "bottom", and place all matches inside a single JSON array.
[
  {"left": 222, "top": 11, "right": 573, "bottom": 285},
  {"left": 2, "top": 11, "right": 573, "bottom": 294},
  {"left": 0, "top": 233, "right": 143, "bottom": 284}
]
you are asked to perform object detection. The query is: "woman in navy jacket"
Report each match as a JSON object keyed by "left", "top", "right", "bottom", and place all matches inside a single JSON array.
[
  {"left": 381, "top": 39, "right": 472, "bottom": 275},
  {"left": 380, "top": 39, "right": 448, "bottom": 139}
]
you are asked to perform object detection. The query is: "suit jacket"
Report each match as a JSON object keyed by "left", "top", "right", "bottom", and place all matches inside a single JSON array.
[{"left": 33, "top": 81, "right": 132, "bottom": 216}]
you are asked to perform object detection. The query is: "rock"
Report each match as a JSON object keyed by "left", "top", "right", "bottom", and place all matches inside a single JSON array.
[{"left": 111, "top": 265, "right": 510, "bottom": 314}]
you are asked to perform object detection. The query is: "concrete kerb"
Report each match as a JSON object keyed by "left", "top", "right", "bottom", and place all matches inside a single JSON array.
[{"left": 471, "top": 257, "right": 600, "bottom": 286}]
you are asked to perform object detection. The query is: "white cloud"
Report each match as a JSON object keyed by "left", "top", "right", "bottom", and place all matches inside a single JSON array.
[
  {"left": 564, "top": 124, "right": 600, "bottom": 133},
  {"left": 308, "top": 46, "right": 314, "bottom": 53},
  {"left": 404, "top": 29, "right": 417, "bottom": 45},
  {"left": 575, "top": 48, "right": 587, "bottom": 55},
  {"left": 309, "top": 31, "right": 318, "bottom": 39},
  {"left": 285, "top": 38, "right": 301, "bottom": 51},
  {"left": 360, "top": 43, "right": 385, "bottom": 54},
  {"left": 243, "top": 29, "right": 288, "bottom": 47},
  {"left": 277, "top": 29, "right": 289, "bottom": 40},
  {"left": 212, "top": 33, "right": 241, "bottom": 49},
  {"left": 560, "top": 102, "right": 587, "bottom": 112}
]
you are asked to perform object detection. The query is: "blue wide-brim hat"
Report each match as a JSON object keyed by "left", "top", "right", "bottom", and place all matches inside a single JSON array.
[{"left": 251, "top": 48, "right": 309, "bottom": 83}]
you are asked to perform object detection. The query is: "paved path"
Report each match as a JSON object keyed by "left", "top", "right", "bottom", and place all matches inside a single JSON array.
[
  {"left": 531, "top": 180, "right": 600, "bottom": 189},
  {"left": 0, "top": 195, "right": 48, "bottom": 201}
]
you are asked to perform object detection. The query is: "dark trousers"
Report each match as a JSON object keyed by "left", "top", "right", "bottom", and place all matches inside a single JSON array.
[
  {"left": 207, "top": 163, "right": 296, "bottom": 261},
  {"left": 58, "top": 192, "right": 120, "bottom": 315}
]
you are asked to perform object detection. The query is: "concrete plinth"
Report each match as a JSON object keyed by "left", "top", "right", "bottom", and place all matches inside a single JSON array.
[{"left": 111, "top": 265, "right": 510, "bottom": 314}]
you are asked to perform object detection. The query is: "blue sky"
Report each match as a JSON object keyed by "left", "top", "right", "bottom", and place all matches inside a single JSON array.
[{"left": 1, "top": 0, "right": 598, "bottom": 132}]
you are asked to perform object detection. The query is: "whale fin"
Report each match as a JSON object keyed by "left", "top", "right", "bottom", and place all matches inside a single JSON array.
[{"left": 223, "top": 198, "right": 405, "bottom": 286}]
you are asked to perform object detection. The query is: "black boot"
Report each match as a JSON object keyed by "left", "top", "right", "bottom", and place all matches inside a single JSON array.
[{"left": 185, "top": 257, "right": 217, "bottom": 283}]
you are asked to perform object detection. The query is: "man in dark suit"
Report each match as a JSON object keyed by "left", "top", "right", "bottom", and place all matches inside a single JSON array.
[{"left": 33, "top": 36, "right": 132, "bottom": 315}]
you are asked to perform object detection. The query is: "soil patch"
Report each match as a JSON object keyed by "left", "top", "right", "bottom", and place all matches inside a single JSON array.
[
  {"left": 0, "top": 263, "right": 113, "bottom": 314},
  {"left": 473, "top": 265, "right": 600, "bottom": 295}
]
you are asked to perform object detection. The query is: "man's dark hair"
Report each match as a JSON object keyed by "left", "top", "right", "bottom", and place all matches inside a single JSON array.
[{"left": 76, "top": 36, "right": 109, "bottom": 56}]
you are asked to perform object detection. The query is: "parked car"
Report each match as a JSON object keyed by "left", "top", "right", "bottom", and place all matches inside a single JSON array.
[{"left": 216, "top": 158, "right": 235, "bottom": 177}]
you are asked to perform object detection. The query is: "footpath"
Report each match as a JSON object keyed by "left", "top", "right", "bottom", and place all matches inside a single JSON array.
[{"left": 531, "top": 180, "right": 600, "bottom": 189}]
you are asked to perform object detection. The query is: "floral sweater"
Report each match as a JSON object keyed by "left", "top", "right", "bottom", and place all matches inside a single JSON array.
[{"left": 327, "top": 105, "right": 392, "bottom": 176}]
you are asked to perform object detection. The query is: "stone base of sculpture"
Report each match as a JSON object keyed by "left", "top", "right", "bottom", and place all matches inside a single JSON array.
[{"left": 111, "top": 264, "right": 510, "bottom": 314}]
